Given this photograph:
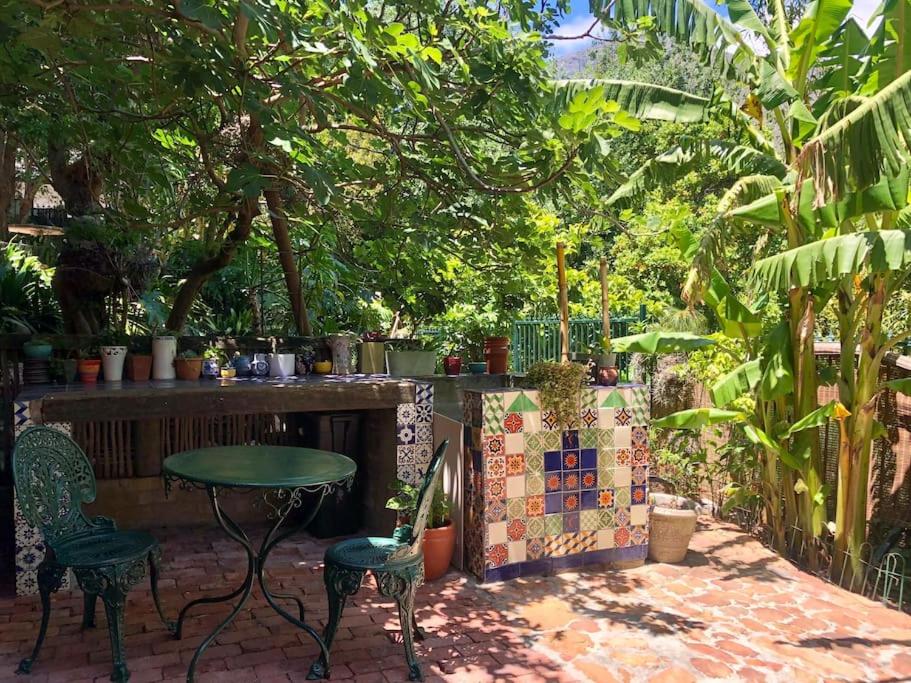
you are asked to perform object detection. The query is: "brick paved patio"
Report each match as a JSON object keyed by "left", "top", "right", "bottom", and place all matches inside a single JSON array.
[{"left": 2, "top": 519, "right": 911, "bottom": 682}]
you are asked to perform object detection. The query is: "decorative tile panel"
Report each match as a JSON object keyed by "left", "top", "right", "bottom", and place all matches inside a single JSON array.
[{"left": 463, "top": 384, "right": 650, "bottom": 582}]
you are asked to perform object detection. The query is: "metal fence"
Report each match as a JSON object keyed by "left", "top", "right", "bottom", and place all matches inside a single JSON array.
[{"left": 511, "top": 308, "right": 646, "bottom": 373}]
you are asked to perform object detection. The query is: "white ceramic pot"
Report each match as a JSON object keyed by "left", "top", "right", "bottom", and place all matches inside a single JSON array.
[
  {"left": 100, "top": 346, "right": 127, "bottom": 382},
  {"left": 152, "top": 336, "right": 177, "bottom": 380},
  {"left": 268, "top": 353, "right": 296, "bottom": 377}
]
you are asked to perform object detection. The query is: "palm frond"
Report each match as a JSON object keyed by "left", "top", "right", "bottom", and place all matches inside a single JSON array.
[
  {"left": 550, "top": 79, "right": 711, "bottom": 123},
  {"left": 797, "top": 69, "right": 911, "bottom": 203}
]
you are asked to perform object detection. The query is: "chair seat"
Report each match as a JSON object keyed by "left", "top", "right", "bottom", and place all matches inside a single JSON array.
[
  {"left": 325, "top": 537, "right": 418, "bottom": 570},
  {"left": 53, "top": 530, "right": 158, "bottom": 568}
]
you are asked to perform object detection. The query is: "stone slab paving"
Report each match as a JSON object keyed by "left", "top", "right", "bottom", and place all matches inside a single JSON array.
[{"left": 1, "top": 520, "right": 910, "bottom": 682}]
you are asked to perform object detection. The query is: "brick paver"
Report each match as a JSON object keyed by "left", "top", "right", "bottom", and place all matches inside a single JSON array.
[{"left": 1, "top": 520, "right": 910, "bottom": 682}]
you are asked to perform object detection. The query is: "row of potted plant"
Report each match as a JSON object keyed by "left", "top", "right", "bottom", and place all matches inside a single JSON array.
[{"left": 374, "top": 335, "right": 510, "bottom": 377}]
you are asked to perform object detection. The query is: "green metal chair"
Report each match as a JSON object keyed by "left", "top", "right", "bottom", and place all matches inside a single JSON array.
[
  {"left": 307, "top": 439, "right": 449, "bottom": 682},
  {"left": 12, "top": 426, "right": 174, "bottom": 682}
]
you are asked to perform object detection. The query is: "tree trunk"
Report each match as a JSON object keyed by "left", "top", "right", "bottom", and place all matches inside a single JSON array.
[
  {"left": 17, "top": 174, "right": 41, "bottom": 224},
  {"left": 264, "top": 188, "right": 310, "bottom": 335},
  {"left": 0, "top": 132, "right": 16, "bottom": 240},
  {"left": 47, "top": 139, "right": 103, "bottom": 216},
  {"left": 166, "top": 196, "right": 259, "bottom": 332}
]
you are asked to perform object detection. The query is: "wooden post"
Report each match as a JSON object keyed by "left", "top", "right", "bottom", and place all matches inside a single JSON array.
[
  {"left": 556, "top": 242, "right": 570, "bottom": 362},
  {"left": 600, "top": 256, "right": 610, "bottom": 343}
]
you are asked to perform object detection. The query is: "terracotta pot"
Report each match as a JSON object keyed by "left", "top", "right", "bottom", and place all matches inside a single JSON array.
[
  {"left": 125, "top": 354, "right": 152, "bottom": 382},
  {"left": 443, "top": 356, "right": 462, "bottom": 376},
  {"left": 484, "top": 336, "right": 509, "bottom": 374},
  {"left": 78, "top": 359, "right": 101, "bottom": 384},
  {"left": 174, "top": 357, "right": 203, "bottom": 380},
  {"left": 423, "top": 521, "right": 456, "bottom": 581}
]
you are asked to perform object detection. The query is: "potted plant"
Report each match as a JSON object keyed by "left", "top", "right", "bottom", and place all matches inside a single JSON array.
[
  {"left": 100, "top": 329, "right": 128, "bottom": 382},
  {"left": 152, "top": 329, "right": 178, "bottom": 380},
  {"left": 386, "top": 479, "right": 454, "bottom": 581},
  {"left": 77, "top": 347, "right": 102, "bottom": 384},
  {"left": 174, "top": 348, "right": 203, "bottom": 380},
  {"left": 202, "top": 344, "right": 222, "bottom": 379},
  {"left": 597, "top": 335, "right": 619, "bottom": 386},
  {"left": 442, "top": 345, "right": 462, "bottom": 376},
  {"left": 525, "top": 361, "right": 588, "bottom": 429},
  {"left": 385, "top": 338, "right": 438, "bottom": 377},
  {"left": 125, "top": 336, "right": 153, "bottom": 382},
  {"left": 22, "top": 336, "right": 53, "bottom": 360}
]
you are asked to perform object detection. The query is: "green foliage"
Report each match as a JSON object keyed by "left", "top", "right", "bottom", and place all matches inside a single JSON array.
[
  {"left": 526, "top": 361, "right": 588, "bottom": 428},
  {"left": 0, "top": 243, "right": 59, "bottom": 334},
  {"left": 386, "top": 479, "right": 451, "bottom": 529}
]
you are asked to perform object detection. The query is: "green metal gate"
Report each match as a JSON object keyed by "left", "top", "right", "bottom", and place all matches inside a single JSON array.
[{"left": 511, "top": 309, "right": 645, "bottom": 373}]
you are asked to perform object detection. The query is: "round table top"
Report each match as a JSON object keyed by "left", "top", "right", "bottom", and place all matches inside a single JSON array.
[{"left": 163, "top": 445, "right": 356, "bottom": 489}]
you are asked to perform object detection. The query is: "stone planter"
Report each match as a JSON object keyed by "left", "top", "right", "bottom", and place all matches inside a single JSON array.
[
  {"left": 648, "top": 493, "right": 698, "bottom": 563},
  {"left": 386, "top": 350, "right": 436, "bottom": 377}
]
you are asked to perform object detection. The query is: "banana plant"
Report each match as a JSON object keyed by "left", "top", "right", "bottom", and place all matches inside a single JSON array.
[{"left": 582, "top": 0, "right": 911, "bottom": 580}]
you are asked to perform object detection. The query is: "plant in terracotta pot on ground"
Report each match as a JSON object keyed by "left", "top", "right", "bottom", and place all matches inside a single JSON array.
[
  {"left": 386, "top": 479, "right": 454, "bottom": 581},
  {"left": 525, "top": 361, "right": 588, "bottom": 429}
]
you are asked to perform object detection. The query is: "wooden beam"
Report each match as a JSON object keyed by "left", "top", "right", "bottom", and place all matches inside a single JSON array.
[{"left": 556, "top": 242, "right": 570, "bottom": 363}]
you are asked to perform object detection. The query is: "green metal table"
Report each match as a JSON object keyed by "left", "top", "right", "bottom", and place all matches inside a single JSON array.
[{"left": 163, "top": 446, "right": 356, "bottom": 682}]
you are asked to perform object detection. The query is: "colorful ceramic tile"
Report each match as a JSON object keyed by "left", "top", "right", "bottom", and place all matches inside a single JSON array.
[
  {"left": 599, "top": 508, "right": 616, "bottom": 528},
  {"left": 544, "top": 451, "right": 562, "bottom": 472},
  {"left": 526, "top": 495, "right": 545, "bottom": 517},
  {"left": 580, "top": 490, "right": 598, "bottom": 510},
  {"left": 598, "top": 489, "right": 615, "bottom": 509},
  {"left": 485, "top": 498, "right": 507, "bottom": 523},
  {"left": 630, "top": 525, "right": 648, "bottom": 546},
  {"left": 486, "top": 543, "right": 508, "bottom": 568},
  {"left": 562, "top": 451, "right": 580, "bottom": 470},
  {"left": 614, "top": 426, "right": 632, "bottom": 448},
  {"left": 508, "top": 391, "right": 539, "bottom": 412},
  {"left": 601, "top": 389, "right": 628, "bottom": 408},
  {"left": 597, "top": 428, "right": 614, "bottom": 449},
  {"left": 598, "top": 407, "right": 615, "bottom": 429},
  {"left": 580, "top": 409, "right": 598, "bottom": 429},
  {"left": 541, "top": 431, "right": 561, "bottom": 451},
  {"left": 485, "top": 456, "right": 506, "bottom": 480},
  {"left": 415, "top": 423, "right": 433, "bottom": 443},
  {"left": 398, "top": 445, "right": 416, "bottom": 464},
  {"left": 581, "top": 448, "right": 597, "bottom": 469},
  {"left": 598, "top": 467, "right": 614, "bottom": 488},
  {"left": 416, "top": 403, "right": 433, "bottom": 424},
  {"left": 508, "top": 540, "right": 527, "bottom": 564},
  {"left": 614, "top": 527, "right": 631, "bottom": 548},
  {"left": 398, "top": 461, "right": 418, "bottom": 484},
  {"left": 504, "top": 412, "right": 523, "bottom": 434},
  {"left": 615, "top": 487, "right": 631, "bottom": 507},
  {"left": 507, "top": 498, "right": 526, "bottom": 520},
  {"left": 600, "top": 449, "right": 617, "bottom": 468},
  {"left": 564, "top": 512, "right": 580, "bottom": 533},
  {"left": 506, "top": 475, "right": 525, "bottom": 499},
  {"left": 506, "top": 453, "right": 525, "bottom": 476},
  {"left": 615, "top": 408, "right": 632, "bottom": 426},
  {"left": 615, "top": 506, "right": 631, "bottom": 528},
  {"left": 562, "top": 471, "right": 580, "bottom": 491},
  {"left": 631, "top": 426, "right": 648, "bottom": 448},
  {"left": 526, "top": 451, "right": 544, "bottom": 473},
  {"left": 629, "top": 386, "right": 649, "bottom": 425},
  {"left": 524, "top": 432, "right": 544, "bottom": 457},
  {"left": 526, "top": 515, "right": 546, "bottom": 538},
  {"left": 527, "top": 537, "right": 545, "bottom": 560},
  {"left": 544, "top": 535, "right": 566, "bottom": 557},
  {"left": 580, "top": 509, "right": 601, "bottom": 531},
  {"left": 563, "top": 492, "right": 580, "bottom": 513},
  {"left": 507, "top": 518, "right": 527, "bottom": 542},
  {"left": 483, "top": 393, "right": 505, "bottom": 433},
  {"left": 504, "top": 433, "right": 523, "bottom": 453},
  {"left": 630, "top": 504, "right": 648, "bottom": 526},
  {"left": 542, "top": 410, "right": 559, "bottom": 431},
  {"left": 545, "top": 493, "right": 562, "bottom": 514},
  {"left": 544, "top": 514, "right": 563, "bottom": 536},
  {"left": 415, "top": 382, "right": 434, "bottom": 406},
  {"left": 545, "top": 472, "right": 562, "bottom": 493},
  {"left": 580, "top": 470, "right": 597, "bottom": 490},
  {"left": 631, "top": 484, "right": 648, "bottom": 506},
  {"left": 581, "top": 386, "right": 598, "bottom": 410},
  {"left": 616, "top": 448, "right": 631, "bottom": 466},
  {"left": 596, "top": 528, "right": 615, "bottom": 550},
  {"left": 562, "top": 429, "right": 579, "bottom": 450},
  {"left": 483, "top": 434, "right": 505, "bottom": 458},
  {"left": 526, "top": 472, "right": 545, "bottom": 495},
  {"left": 397, "top": 402, "right": 417, "bottom": 424},
  {"left": 614, "top": 466, "right": 632, "bottom": 488},
  {"left": 489, "top": 521, "right": 508, "bottom": 544},
  {"left": 523, "top": 411, "right": 543, "bottom": 433},
  {"left": 486, "top": 477, "right": 506, "bottom": 501},
  {"left": 632, "top": 447, "right": 649, "bottom": 466},
  {"left": 397, "top": 423, "right": 416, "bottom": 445},
  {"left": 580, "top": 428, "right": 598, "bottom": 449}
]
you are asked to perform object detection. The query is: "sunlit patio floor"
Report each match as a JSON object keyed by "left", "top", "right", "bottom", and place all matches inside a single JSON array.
[{"left": 2, "top": 519, "right": 910, "bottom": 682}]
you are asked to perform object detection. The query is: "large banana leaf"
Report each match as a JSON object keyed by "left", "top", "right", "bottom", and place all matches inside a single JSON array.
[
  {"left": 867, "top": 0, "right": 911, "bottom": 87},
  {"left": 797, "top": 69, "right": 911, "bottom": 201},
  {"left": 550, "top": 79, "right": 710, "bottom": 123},
  {"left": 786, "top": 400, "right": 849, "bottom": 435},
  {"left": 751, "top": 229, "right": 911, "bottom": 291},
  {"left": 787, "top": 0, "right": 853, "bottom": 90},
  {"left": 711, "top": 359, "right": 761, "bottom": 407},
  {"left": 653, "top": 407, "right": 743, "bottom": 430},
  {"left": 814, "top": 18, "right": 867, "bottom": 107},
  {"left": 606, "top": 139, "right": 787, "bottom": 207},
  {"left": 610, "top": 331, "right": 715, "bottom": 354},
  {"left": 759, "top": 321, "right": 795, "bottom": 401},
  {"left": 704, "top": 270, "right": 763, "bottom": 338}
]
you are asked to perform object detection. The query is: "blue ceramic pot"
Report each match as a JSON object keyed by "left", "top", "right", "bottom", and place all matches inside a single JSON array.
[
  {"left": 233, "top": 355, "right": 252, "bottom": 376},
  {"left": 202, "top": 358, "right": 219, "bottom": 379},
  {"left": 251, "top": 353, "right": 270, "bottom": 377}
]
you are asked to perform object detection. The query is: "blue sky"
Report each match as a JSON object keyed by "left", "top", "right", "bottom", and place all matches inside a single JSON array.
[{"left": 548, "top": 0, "right": 880, "bottom": 57}]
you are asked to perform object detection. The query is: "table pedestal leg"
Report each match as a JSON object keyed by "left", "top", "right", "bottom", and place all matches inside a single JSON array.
[{"left": 181, "top": 486, "right": 331, "bottom": 682}]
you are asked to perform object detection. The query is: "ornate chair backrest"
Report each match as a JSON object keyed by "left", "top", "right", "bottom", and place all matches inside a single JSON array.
[
  {"left": 404, "top": 439, "right": 449, "bottom": 555},
  {"left": 13, "top": 426, "right": 99, "bottom": 548}
]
